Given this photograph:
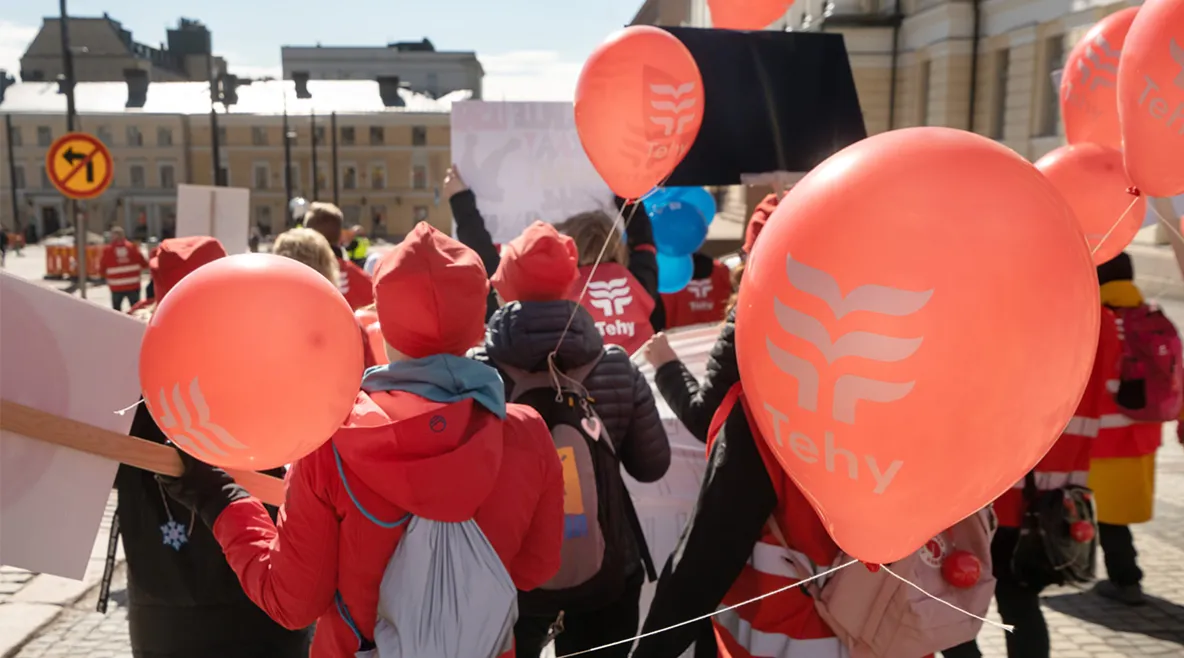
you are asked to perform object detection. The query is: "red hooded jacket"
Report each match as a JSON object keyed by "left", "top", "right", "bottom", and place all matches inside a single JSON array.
[
  {"left": 100, "top": 238, "right": 149, "bottom": 292},
  {"left": 338, "top": 258, "right": 375, "bottom": 310},
  {"left": 212, "top": 378, "right": 564, "bottom": 658}
]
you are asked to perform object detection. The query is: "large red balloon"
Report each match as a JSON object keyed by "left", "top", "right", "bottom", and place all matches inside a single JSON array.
[
  {"left": 1117, "top": 0, "right": 1184, "bottom": 197},
  {"left": 1061, "top": 7, "right": 1139, "bottom": 150},
  {"left": 708, "top": 0, "right": 793, "bottom": 30},
  {"left": 140, "top": 254, "right": 363, "bottom": 471},
  {"left": 736, "top": 128, "right": 1099, "bottom": 564},
  {"left": 575, "top": 26, "right": 704, "bottom": 200},
  {"left": 1035, "top": 143, "right": 1145, "bottom": 264}
]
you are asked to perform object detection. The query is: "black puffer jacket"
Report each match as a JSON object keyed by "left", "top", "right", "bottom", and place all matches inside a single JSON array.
[
  {"left": 471, "top": 299, "right": 671, "bottom": 484},
  {"left": 653, "top": 309, "right": 738, "bottom": 443}
]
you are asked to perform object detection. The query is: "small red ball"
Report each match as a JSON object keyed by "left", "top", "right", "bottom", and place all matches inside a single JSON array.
[
  {"left": 941, "top": 550, "right": 982, "bottom": 589},
  {"left": 1071, "top": 520, "right": 1096, "bottom": 542}
]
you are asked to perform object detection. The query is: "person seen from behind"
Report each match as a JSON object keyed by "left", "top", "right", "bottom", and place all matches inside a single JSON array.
[
  {"left": 1090, "top": 252, "right": 1176, "bottom": 606},
  {"left": 117, "top": 236, "right": 312, "bottom": 658},
  {"left": 345, "top": 224, "right": 370, "bottom": 268},
  {"left": 445, "top": 164, "right": 665, "bottom": 336},
  {"left": 303, "top": 202, "right": 374, "bottom": 310},
  {"left": 102, "top": 225, "right": 149, "bottom": 312},
  {"left": 272, "top": 227, "right": 378, "bottom": 369},
  {"left": 471, "top": 220, "right": 671, "bottom": 658},
  {"left": 159, "top": 222, "right": 565, "bottom": 658}
]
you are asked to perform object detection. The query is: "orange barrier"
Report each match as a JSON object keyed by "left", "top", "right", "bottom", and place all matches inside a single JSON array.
[
  {"left": 45, "top": 244, "right": 112, "bottom": 280},
  {"left": 45, "top": 245, "right": 67, "bottom": 278}
]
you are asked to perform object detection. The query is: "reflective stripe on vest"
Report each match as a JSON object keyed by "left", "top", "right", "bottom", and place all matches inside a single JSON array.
[{"left": 714, "top": 606, "right": 846, "bottom": 658}]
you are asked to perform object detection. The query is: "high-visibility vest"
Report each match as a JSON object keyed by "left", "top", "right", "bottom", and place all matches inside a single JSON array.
[{"left": 350, "top": 237, "right": 370, "bottom": 261}]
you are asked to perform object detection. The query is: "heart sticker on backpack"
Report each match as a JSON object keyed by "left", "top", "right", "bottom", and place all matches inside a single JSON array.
[{"left": 581, "top": 416, "right": 602, "bottom": 441}]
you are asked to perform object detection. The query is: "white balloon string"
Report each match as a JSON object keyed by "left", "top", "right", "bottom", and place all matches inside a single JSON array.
[
  {"left": 114, "top": 399, "right": 144, "bottom": 416},
  {"left": 555, "top": 559, "right": 861, "bottom": 657},
  {"left": 1090, "top": 191, "right": 1143, "bottom": 257},
  {"left": 1150, "top": 200, "right": 1184, "bottom": 246},
  {"left": 880, "top": 564, "right": 1014, "bottom": 632}
]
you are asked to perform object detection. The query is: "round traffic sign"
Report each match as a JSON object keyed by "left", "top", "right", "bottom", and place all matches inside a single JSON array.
[{"left": 45, "top": 132, "right": 114, "bottom": 200}]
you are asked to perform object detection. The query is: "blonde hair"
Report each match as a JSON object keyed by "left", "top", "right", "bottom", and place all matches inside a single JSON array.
[
  {"left": 557, "top": 210, "right": 628, "bottom": 267},
  {"left": 272, "top": 228, "right": 340, "bottom": 284}
]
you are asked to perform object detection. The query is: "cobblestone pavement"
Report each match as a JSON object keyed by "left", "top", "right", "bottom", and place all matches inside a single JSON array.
[{"left": 3, "top": 248, "right": 1184, "bottom": 656}]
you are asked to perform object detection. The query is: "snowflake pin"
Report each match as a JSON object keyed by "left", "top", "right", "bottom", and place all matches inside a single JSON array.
[{"left": 160, "top": 520, "right": 189, "bottom": 551}]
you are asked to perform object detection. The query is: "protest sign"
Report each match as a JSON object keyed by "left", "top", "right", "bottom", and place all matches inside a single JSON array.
[
  {"left": 450, "top": 101, "right": 614, "bottom": 244},
  {"left": 176, "top": 184, "right": 251, "bottom": 253},
  {"left": 0, "top": 273, "right": 144, "bottom": 579}
]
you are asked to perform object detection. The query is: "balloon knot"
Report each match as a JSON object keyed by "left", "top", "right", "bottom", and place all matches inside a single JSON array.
[
  {"left": 862, "top": 563, "right": 882, "bottom": 573},
  {"left": 1127, "top": 186, "right": 1141, "bottom": 197}
]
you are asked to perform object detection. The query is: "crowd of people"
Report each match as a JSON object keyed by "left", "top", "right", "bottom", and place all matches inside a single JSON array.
[{"left": 92, "top": 165, "right": 1178, "bottom": 658}]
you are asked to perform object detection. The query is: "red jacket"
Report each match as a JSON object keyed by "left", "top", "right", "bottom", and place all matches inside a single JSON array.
[
  {"left": 101, "top": 239, "right": 148, "bottom": 292},
  {"left": 338, "top": 258, "right": 375, "bottom": 310},
  {"left": 661, "top": 260, "right": 732, "bottom": 329},
  {"left": 568, "top": 262, "right": 655, "bottom": 355},
  {"left": 994, "top": 307, "right": 1121, "bottom": 527},
  {"left": 212, "top": 386, "right": 564, "bottom": 658}
]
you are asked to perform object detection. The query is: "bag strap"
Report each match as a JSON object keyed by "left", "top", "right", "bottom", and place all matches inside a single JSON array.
[
  {"left": 498, "top": 353, "right": 605, "bottom": 403},
  {"left": 621, "top": 479, "right": 659, "bottom": 582}
]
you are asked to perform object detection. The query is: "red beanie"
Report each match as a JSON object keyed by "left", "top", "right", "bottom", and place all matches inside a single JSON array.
[
  {"left": 151, "top": 236, "right": 228, "bottom": 301},
  {"left": 373, "top": 222, "right": 490, "bottom": 359},
  {"left": 743, "top": 193, "right": 783, "bottom": 255},
  {"left": 491, "top": 221, "right": 579, "bottom": 303}
]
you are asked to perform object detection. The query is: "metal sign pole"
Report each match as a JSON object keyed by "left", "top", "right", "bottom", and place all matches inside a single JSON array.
[{"left": 59, "top": 0, "right": 86, "bottom": 299}]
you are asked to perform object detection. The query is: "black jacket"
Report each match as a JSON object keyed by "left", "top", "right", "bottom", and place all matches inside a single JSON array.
[
  {"left": 450, "top": 190, "right": 666, "bottom": 330},
  {"left": 115, "top": 405, "right": 311, "bottom": 658},
  {"left": 471, "top": 299, "right": 671, "bottom": 484},
  {"left": 653, "top": 310, "right": 738, "bottom": 443},
  {"left": 632, "top": 391, "right": 777, "bottom": 658}
]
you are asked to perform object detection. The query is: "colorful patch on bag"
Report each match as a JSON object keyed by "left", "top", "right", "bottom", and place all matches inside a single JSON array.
[
  {"left": 920, "top": 534, "right": 948, "bottom": 568},
  {"left": 557, "top": 447, "right": 584, "bottom": 515}
]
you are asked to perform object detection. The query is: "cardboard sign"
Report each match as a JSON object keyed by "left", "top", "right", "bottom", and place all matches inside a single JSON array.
[
  {"left": 0, "top": 273, "right": 145, "bottom": 579},
  {"left": 450, "top": 101, "right": 614, "bottom": 244},
  {"left": 175, "top": 184, "right": 251, "bottom": 254}
]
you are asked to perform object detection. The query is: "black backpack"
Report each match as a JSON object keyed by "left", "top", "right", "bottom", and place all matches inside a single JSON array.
[
  {"left": 1011, "top": 472, "right": 1097, "bottom": 587},
  {"left": 496, "top": 356, "right": 656, "bottom": 616}
]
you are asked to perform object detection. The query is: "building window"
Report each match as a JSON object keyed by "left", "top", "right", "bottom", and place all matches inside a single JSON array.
[
  {"left": 314, "top": 125, "right": 326, "bottom": 145},
  {"left": 991, "top": 49, "right": 1011, "bottom": 140},
  {"left": 217, "top": 154, "right": 230, "bottom": 187},
  {"left": 252, "top": 127, "right": 269, "bottom": 146},
  {"left": 8, "top": 126, "right": 21, "bottom": 146},
  {"left": 127, "top": 126, "right": 143, "bottom": 147},
  {"left": 341, "top": 127, "right": 356, "bottom": 146},
  {"left": 130, "top": 165, "right": 146, "bottom": 189},
  {"left": 257, "top": 205, "right": 273, "bottom": 233},
  {"left": 157, "top": 126, "right": 174, "bottom": 147},
  {"left": 95, "top": 125, "right": 113, "bottom": 145},
  {"left": 918, "top": 60, "right": 932, "bottom": 126},
  {"left": 316, "top": 165, "right": 329, "bottom": 195},
  {"left": 370, "top": 163, "right": 386, "bottom": 190},
  {"left": 413, "top": 205, "right": 429, "bottom": 222},
  {"left": 160, "top": 164, "right": 176, "bottom": 189},
  {"left": 37, "top": 127, "right": 52, "bottom": 147},
  {"left": 343, "top": 165, "right": 357, "bottom": 190},
  {"left": 217, "top": 126, "right": 228, "bottom": 144},
  {"left": 411, "top": 164, "right": 428, "bottom": 190},
  {"left": 253, "top": 163, "right": 270, "bottom": 190},
  {"left": 369, "top": 127, "right": 384, "bottom": 145},
  {"left": 1039, "top": 36, "right": 1066, "bottom": 137},
  {"left": 13, "top": 165, "right": 25, "bottom": 188},
  {"left": 39, "top": 166, "right": 50, "bottom": 188},
  {"left": 411, "top": 126, "right": 427, "bottom": 147}
]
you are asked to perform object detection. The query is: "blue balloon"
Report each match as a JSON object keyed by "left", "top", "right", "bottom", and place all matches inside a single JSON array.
[
  {"left": 649, "top": 202, "right": 708, "bottom": 257},
  {"left": 657, "top": 252, "right": 695, "bottom": 294},
  {"left": 669, "top": 187, "right": 717, "bottom": 225}
]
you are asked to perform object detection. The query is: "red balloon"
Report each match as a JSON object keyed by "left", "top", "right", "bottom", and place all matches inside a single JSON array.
[
  {"left": 575, "top": 26, "right": 704, "bottom": 199},
  {"left": 1117, "top": 0, "right": 1184, "bottom": 197},
  {"left": 736, "top": 128, "right": 1099, "bottom": 564},
  {"left": 140, "top": 254, "right": 363, "bottom": 471},
  {"left": 941, "top": 550, "right": 983, "bottom": 589},
  {"left": 708, "top": 0, "right": 793, "bottom": 30},
  {"left": 1061, "top": 7, "right": 1139, "bottom": 150},
  {"left": 1035, "top": 143, "right": 1146, "bottom": 264}
]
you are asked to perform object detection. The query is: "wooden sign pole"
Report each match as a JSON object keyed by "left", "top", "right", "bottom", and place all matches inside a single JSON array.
[{"left": 0, "top": 399, "right": 285, "bottom": 506}]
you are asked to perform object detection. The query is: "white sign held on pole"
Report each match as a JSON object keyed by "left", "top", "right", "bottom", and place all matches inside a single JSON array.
[
  {"left": 175, "top": 184, "right": 251, "bottom": 253},
  {"left": 450, "top": 101, "right": 614, "bottom": 245}
]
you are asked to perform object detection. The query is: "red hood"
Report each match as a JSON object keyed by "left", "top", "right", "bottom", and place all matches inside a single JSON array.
[{"left": 332, "top": 390, "right": 503, "bottom": 521}]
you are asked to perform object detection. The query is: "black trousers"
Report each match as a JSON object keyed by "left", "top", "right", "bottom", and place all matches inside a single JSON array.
[
  {"left": 1098, "top": 522, "right": 1143, "bottom": 587},
  {"left": 515, "top": 575, "right": 643, "bottom": 658},
  {"left": 112, "top": 289, "right": 141, "bottom": 312},
  {"left": 941, "top": 527, "right": 1049, "bottom": 658}
]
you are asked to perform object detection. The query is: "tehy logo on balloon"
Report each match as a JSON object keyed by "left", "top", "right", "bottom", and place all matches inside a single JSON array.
[
  {"left": 1063, "top": 32, "right": 1121, "bottom": 116},
  {"left": 152, "top": 378, "right": 248, "bottom": 463},
  {"left": 642, "top": 67, "right": 699, "bottom": 169},
  {"left": 1134, "top": 39, "right": 1184, "bottom": 129},
  {"left": 761, "top": 254, "right": 933, "bottom": 496}
]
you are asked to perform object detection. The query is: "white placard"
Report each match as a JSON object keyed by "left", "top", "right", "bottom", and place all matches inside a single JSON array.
[
  {"left": 0, "top": 273, "right": 145, "bottom": 579},
  {"left": 450, "top": 101, "right": 614, "bottom": 244},
  {"left": 175, "top": 184, "right": 251, "bottom": 253}
]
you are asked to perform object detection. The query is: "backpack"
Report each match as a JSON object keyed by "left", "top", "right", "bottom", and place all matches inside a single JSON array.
[
  {"left": 330, "top": 442, "right": 517, "bottom": 658},
  {"left": 781, "top": 508, "right": 997, "bottom": 658},
  {"left": 1113, "top": 304, "right": 1184, "bottom": 422},
  {"left": 1010, "top": 472, "right": 1097, "bottom": 588},
  {"left": 496, "top": 355, "right": 657, "bottom": 616}
]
